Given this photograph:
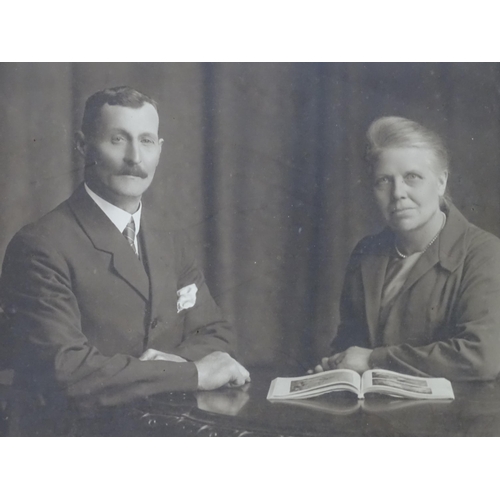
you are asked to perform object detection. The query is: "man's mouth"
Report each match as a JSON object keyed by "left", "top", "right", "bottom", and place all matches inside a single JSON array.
[{"left": 119, "top": 170, "right": 147, "bottom": 179}]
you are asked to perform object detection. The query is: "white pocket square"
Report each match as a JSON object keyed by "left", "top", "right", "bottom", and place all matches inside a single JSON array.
[{"left": 177, "top": 283, "right": 198, "bottom": 313}]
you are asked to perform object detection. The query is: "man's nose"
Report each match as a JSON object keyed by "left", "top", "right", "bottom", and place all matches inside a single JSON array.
[
  {"left": 124, "top": 140, "right": 141, "bottom": 165},
  {"left": 391, "top": 178, "right": 407, "bottom": 200}
]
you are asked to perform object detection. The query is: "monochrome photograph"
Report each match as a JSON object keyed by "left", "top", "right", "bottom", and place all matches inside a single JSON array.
[{"left": 1, "top": 62, "right": 500, "bottom": 439}]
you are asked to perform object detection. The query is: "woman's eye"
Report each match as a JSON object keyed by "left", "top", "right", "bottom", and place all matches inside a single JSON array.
[{"left": 406, "top": 173, "right": 420, "bottom": 180}]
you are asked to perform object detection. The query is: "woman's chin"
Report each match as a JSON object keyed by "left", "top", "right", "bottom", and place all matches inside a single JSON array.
[{"left": 389, "top": 219, "right": 418, "bottom": 234}]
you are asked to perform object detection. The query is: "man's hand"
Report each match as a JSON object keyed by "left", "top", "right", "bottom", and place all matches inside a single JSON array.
[
  {"left": 194, "top": 351, "right": 251, "bottom": 390},
  {"left": 140, "top": 348, "right": 187, "bottom": 363},
  {"left": 309, "top": 347, "right": 373, "bottom": 374}
]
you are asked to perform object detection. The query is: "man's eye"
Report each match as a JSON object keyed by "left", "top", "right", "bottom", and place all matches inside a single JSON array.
[
  {"left": 111, "top": 136, "right": 125, "bottom": 144},
  {"left": 141, "top": 138, "right": 154, "bottom": 144}
]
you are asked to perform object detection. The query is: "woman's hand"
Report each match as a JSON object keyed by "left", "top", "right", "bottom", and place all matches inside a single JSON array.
[{"left": 308, "top": 347, "right": 373, "bottom": 374}]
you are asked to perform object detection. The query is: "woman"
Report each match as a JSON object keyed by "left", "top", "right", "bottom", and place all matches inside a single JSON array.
[{"left": 313, "top": 116, "right": 500, "bottom": 381}]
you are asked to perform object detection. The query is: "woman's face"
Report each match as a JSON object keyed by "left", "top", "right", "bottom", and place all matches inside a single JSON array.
[{"left": 372, "top": 147, "right": 448, "bottom": 234}]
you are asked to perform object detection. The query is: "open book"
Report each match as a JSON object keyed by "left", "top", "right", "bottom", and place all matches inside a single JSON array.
[
  {"left": 269, "top": 394, "right": 453, "bottom": 417},
  {"left": 267, "top": 368, "right": 454, "bottom": 401}
]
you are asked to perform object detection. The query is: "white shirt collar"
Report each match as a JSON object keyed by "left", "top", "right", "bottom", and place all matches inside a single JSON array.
[{"left": 84, "top": 183, "right": 142, "bottom": 244}]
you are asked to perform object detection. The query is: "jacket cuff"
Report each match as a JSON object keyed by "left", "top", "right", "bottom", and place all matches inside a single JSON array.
[{"left": 166, "top": 361, "right": 199, "bottom": 391}]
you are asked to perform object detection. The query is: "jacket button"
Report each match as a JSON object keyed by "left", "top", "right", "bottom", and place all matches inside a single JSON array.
[{"left": 150, "top": 318, "right": 159, "bottom": 329}]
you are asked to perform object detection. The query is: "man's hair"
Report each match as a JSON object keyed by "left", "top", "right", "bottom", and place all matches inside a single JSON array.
[
  {"left": 81, "top": 86, "right": 158, "bottom": 137},
  {"left": 366, "top": 116, "right": 449, "bottom": 175}
]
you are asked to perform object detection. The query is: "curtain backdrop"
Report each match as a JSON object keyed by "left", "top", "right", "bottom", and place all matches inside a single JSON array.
[{"left": 1, "top": 62, "right": 500, "bottom": 371}]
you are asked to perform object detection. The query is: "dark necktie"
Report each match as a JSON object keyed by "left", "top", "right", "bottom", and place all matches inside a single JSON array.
[{"left": 123, "top": 217, "right": 138, "bottom": 256}]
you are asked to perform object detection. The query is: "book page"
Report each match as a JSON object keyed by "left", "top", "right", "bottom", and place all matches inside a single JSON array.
[
  {"left": 361, "top": 369, "right": 454, "bottom": 400},
  {"left": 267, "top": 370, "right": 361, "bottom": 400},
  {"left": 270, "top": 396, "right": 361, "bottom": 416}
]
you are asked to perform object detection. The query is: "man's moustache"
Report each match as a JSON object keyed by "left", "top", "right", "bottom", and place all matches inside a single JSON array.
[
  {"left": 84, "top": 161, "right": 147, "bottom": 179},
  {"left": 118, "top": 166, "right": 148, "bottom": 179}
]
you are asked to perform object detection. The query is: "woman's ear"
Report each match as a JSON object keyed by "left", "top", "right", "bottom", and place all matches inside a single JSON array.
[{"left": 437, "top": 170, "right": 449, "bottom": 197}]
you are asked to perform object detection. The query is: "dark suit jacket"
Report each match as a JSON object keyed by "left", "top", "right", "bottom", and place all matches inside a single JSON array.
[
  {"left": 332, "top": 203, "right": 500, "bottom": 381},
  {"left": 0, "top": 184, "right": 235, "bottom": 410}
]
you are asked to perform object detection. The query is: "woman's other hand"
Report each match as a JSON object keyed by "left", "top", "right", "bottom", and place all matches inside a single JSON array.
[{"left": 308, "top": 347, "right": 373, "bottom": 374}]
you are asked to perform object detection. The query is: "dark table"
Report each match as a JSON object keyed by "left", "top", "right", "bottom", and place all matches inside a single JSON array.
[{"left": 73, "top": 368, "right": 500, "bottom": 436}]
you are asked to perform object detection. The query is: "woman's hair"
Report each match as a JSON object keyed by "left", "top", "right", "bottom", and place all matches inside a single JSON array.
[{"left": 366, "top": 116, "right": 449, "bottom": 175}]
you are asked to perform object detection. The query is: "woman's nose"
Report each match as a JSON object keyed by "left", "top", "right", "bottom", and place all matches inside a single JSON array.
[{"left": 391, "top": 178, "right": 407, "bottom": 199}]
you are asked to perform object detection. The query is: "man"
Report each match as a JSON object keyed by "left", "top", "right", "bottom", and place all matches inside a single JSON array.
[{"left": 0, "top": 86, "right": 250, "bottom": 433}]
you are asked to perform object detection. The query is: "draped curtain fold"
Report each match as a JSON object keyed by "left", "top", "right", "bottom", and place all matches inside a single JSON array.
[{"left": 1, "top": 62, "right": 500, "bottom": 370}]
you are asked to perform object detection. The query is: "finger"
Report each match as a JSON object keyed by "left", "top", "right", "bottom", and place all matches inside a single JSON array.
[
  {"left": 227, "top": 373, "right": 246, "bottom": 387},
  {"left": 236, "top": 372, "right": 251, "bottom": 384},
  {"left": 335, "top": 354, "right": 351, "bottom": 370},
  {"left": 237, "top": 369, "right": 251, "bottom": 385},
  {"left": 234, "top": 363, "right": 252, "bottom": 386},
  {"left": 313, "top": 364, "right": 324, "bottom": 373},
  {"left": 306, "top": 369, "right": 313, "bottom": 374},
  {"left": 335, "top": 359, "right": 346, "bottom": 370},
  {"left": 327, "top": 353, "right": 343, "bottom": 369},
  {"left": 242, "top": 368, "right": 251, "bottom": 382},
  {"left": 321, "top": 357, "right": 330, "bottom": 371},
  {"left": 232, "top": 359, "right": 251, "bottom": 382}
]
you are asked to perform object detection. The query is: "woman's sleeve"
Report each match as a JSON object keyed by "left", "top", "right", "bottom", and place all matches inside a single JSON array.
[
  {"left": 369, "top": 236, "right": 500, "bottom": 381},
  {"left": 331, "top": 243, "right": 372, "bottom": 354}
]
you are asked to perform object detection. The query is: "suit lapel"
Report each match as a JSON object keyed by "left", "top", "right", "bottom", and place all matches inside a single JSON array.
[
  {"left": 140, "top": 213, "right": 173, "bottom": 316},
  {"left": 68, "top": 185, "right": 150, "bottom": 301}
]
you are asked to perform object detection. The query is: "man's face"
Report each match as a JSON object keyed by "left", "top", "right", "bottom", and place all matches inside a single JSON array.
[{"left": 82, "top": 103, "right": 163, "bottom": 211}]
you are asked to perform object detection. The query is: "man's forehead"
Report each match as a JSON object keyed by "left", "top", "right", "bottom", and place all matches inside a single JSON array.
[{"left": 96, "top": 102, "right": 160, "bottom": 133}]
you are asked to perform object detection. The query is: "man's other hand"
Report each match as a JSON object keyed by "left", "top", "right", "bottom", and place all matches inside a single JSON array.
[
  {"left": 140, "top": 349, "right": 187, "bottom": 362},
  {"left": 308, "top": 347, "right": 373, "bottom": 374},
  {"left": 194, "top": 352, "right": 251, "bottom": 390}
]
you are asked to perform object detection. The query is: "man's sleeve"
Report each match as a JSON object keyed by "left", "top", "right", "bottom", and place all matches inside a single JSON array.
[
  {"left": 0, "top": 230, "right": 200, "bottom": 409},
  {"left": 369, "top": 237, "right": 500, "bottom": 381},
  {"left": 170, "top": 230, "right": 236, "bottom": 361}
]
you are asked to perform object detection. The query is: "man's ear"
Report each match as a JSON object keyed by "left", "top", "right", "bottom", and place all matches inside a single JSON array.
[
  {"left": 75, "top": 131, "right": 87, "bottom": 158},
  {"left": 159, "top": 137, "right": 164, "bottom": 153}
]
